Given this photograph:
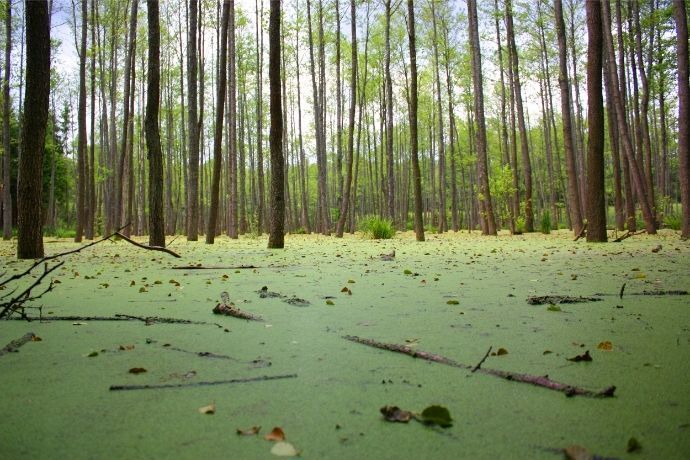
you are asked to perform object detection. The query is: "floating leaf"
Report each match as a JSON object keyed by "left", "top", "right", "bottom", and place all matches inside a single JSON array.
[
  {"left": 326, "top": 300, "right": 335, "bottom": 305},
  {"left": 270, "top": 441, "right": 299, "bottom": 457},
  {"left": 418, "top": 405, "right": 453, "bottom": 428},
  {"left": 119, "top": 344, "right": 135, "bottom": 351},
  {"left": 72, "top": 322, "right": 87, "bottom": 326},
  {"left": 567, "top": 351, "right": 592, "bottom": 362},
  {"left": 87, "top": 351, "right": 99, "bottom": 357},
  {"left": 543, "top": 350, "right": 553, "bottom": 355},
  {"left": 564, "top": 445, "right": 593, "bottom": 460},
  {"left": 236, "top": 426, "right": 261, "bottom": 436},
  {"left": 31, "top": 336, "right": 42, "bottom": 342},
  {"left": 130, "top": 280, "right": 136, "bottom": 286},
  {"left": 547, "top": 305, "right": 562, "bottom": 312},
  {"left": 496, "top": 347, "right": 509, "bottom": 356},
  {"left": 154, "top": 280, "right": 162, "bottom": 285},
  {"left": 626, "top": 437, "right": 642, "bottom": 453},
  {"left": 347, "top": 279, "right": 355, "bottom": 284},
  {"left": 403, "top": 269, "right": 412, "bottom": 275},
  {"left": 128, "top": 367, "right": 147, "bottom": 374},
  {"left": 633, "top": 272, "right": 646, "bottom": 279},
  {"left": 264, "top": 427, "right": 286, "bottom": 442},
  {"left": 446, "top": 300, "right": 459, "bottom": 305},
  {"left": 198, "top": 403, "right": 215, "bottom": 414},
  {"left": 99, "top": 283, "right": 109, "bottom": 288},
  {"left": 597, "top": 341, "right": 613, "bottom": 351},
  {"left": 380, "top": 405, "right": 412, "bottom": 423},
  {"left": 138, "top": 287, "right": 147, "bottom": 293}
]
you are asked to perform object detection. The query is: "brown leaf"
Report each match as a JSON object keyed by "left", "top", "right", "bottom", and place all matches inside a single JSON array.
[
  {"left": 496, "top": 347, "right": 509, "bottom": 356},
  {"left": 128, "top": 367, "right": 147, "bottom": 374},
  {"left": 597, "top": 341, "right": 613, "bottom": 351},
  {"left": 567, "top": 350, "right": 592, "bottom": 362},
  {"left": 264, "top": 427, "right": 286, "bottom": 442},
  {"left": 119, "top": 344, "right": 135, "bottom": 351},
  {"left": 564, "top": 445, "right": 593, "bottom": 460},
  {"left": 31, "top": 336, "right": 43, "bottom": 342},
  {"left": 236, "top": 426, "right": 261, "bottom": 436},
  {"left": 380, "top": 405, "right": 412, "bottom": 423},
  {"left": 198, "top": 403, "right": 215, "bottom": 414}
]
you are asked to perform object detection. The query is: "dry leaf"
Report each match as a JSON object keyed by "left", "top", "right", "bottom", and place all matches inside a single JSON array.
[
  {"left": 198, "top": 403, "right": 215, "bottom": 414},
  {"left": 128, "top": 367, "right": 147, "bottom": 374},
  {"left": 31, "top": 336, "right": 42, "bottom": 342},
  {"left": 270, "top": 441, "right": 299, "bottom": 457},
  {"left": 264, "top": 427, "right": 286, "bottom": 442},
  {"left": 236, "top": 426, "right": 261, "bottom": 436},
  {"left": 567, "top": 350, "right": 592, "bottom": 362},
  {"left": 564, "top": 445, "right": 593, "bottom": 460},
  {"left": 496, "top": 347, "right": 509, "bottom": 356},
  {"left": 597, "top": 341, "right": 613, "bottom": 351},
  {"left": 380, "top": 405, "right": 412, "bottom": 423},
  {"left": 119, "top": 344, "right": 135, "bottom": 351}
]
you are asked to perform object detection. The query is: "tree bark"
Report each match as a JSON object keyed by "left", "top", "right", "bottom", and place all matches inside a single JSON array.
[
  {"left": 17, "top": 0, "right": 51, "bottom": 259},
  {"left": 75, "top": 0, "right": 88, "bottom": 242},
  {"left": 675, "top": 0, "right": 690, "bottom": 238},
  {"left": 228, "top": 1, "right": 238, "bottom": 239},
  {"left": 585, "top": 0, "right": 607, "bottom": 242},
  {"left": 468, "top": 0, "right": 497, "bottom": 235},
  {"left": 384, "top": 0, "right": 395, "bottom": 225},
  {"left": 206, "top": 0, "right": 229, "bottom": 244},
  {"left": 2, "top": 0, "right": 12, "bottom": 240},
  {"left": 267, "top": 0, "right": 284, "bottom": 248},
  {"left": 187, "top": 0, "right": 199, "bottom": 240},
  {"left": 407, "top": 0, "right": 424, "bottom": 241}
]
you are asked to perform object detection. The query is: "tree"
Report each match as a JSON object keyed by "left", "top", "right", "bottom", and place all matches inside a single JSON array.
[
  {"left": 75, "top": 0, "right": 88, "bottom": 242},
  {"left": 146, "top": 0, "right": 164, "bottom": 247},
  {"left": 335, "top": 0, "right": 357, "bottom": 238},
  {"left": 187, "top": 0, "right": 200, "bottom": 241},
  {"left": 554, "top": 0, "right": 583, "bottom": 235},
  {"left": 407, "top": 0, "right": 424, "bottom": 242},
  {"left": 206, "top": 0, "right": 229, "bottom": 244},
  {"left": 675, "top": 0, "right": 690, "bottom": 239},
  {"left": 585, "top": 0, "right": 606, "bottom": 242},
  {"left": 467, "top": 0, "right": 496, "bottom": 235},
  {"left": 2, "top": 0, "right": 11, "bottom": 241},
  {"left": 384, "top": 0, "right": 395, "bottom": 226},
  {"left": 267, "top": 0, "right": 284, "bottom": 248},
  {"left": 17, "top": 0, "right": 51, "bottom": 259},
  {"left": 228, "top": 0, "right": 238, "bottom": 239}
]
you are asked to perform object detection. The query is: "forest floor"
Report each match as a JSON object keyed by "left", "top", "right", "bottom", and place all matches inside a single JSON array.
[{"left": 1, "top": 229, "right": 689, "bottom": 459}]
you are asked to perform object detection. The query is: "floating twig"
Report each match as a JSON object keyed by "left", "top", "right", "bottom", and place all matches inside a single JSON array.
[
  {"left": 0, "top": 332, "right": 37, "bottom": 358},
  {"left": 113, "top": 232, "right": 181, "bottom": 258},
  {"left": 526, "top": 295, "right": 602, "bottom": 305},
  {"left": 613, "top": 230, "right": 645, "bottom": 242},
  {"left": 471, "top": 346, "right": 492, "bottom": 373},
  {"left": 343, "top": 335, "right": 615, "bottom": 398},
  {"left": 619, "top": 283, "right": 626, "bottom": 299},
  {"left": 109, "top": 373, "right": 297, "bottom": 391},
  {"left": 172, "top": 265, "right": 258, "bottom": 270}
]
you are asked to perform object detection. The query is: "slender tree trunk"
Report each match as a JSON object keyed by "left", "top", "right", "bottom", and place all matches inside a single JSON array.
[
  {"left": 441, "top": 19, "right": 459, "bottom": 232},
  {"left": 2, "top": 0, "right": 12, "bottom": 240},
  {"left": 468, "top": 0, "right": 496, "bottom": 235},
  {"left": 431, "top": 0, "right": 446, "bottom": 233},
  {"left": 87, "top": 0, "right": 96, "bottom": 238},
  {"left": 335, "top": 0, "right": 357, "bottom": 238},
  {"left": 384, "top": 0, "right": 395, "bottom": 225},
  {"left": 603, "top": 53, "right": 626, "bottom": 231},
  {"left": 407, "top": 0, "right": 424, "bottom": 241},
  {"left": 17, "top": 0, "right": 51, "bottom": 259},
  {"left": 675, "top": 0, "right": 690, "bottom": 238},
  {"left": 585, "top": 0, "right": 607, "bottom": 242},
  {"left": 146, "top": 0, "right": 164, "bottom": 246},
  {"left": 228, "top": 0, "right": 238, "bottom": 239},
  {"left": 267, "top": 0, "right": 284, "bottom": 248},
  {"left": 294, "top": 4, "right": 310, "bottom": 233},
  {"left": 206, "top": 0, "right": 229, "bottom": 244},
  {"left": 75, "top": 0, "right": 87, "bottom": 242},
  {"left": 187, "top": 0, "right": 199, "bottom": 240}
]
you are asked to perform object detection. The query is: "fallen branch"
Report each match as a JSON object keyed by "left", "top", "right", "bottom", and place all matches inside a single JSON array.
[
  {"left": 114, "top": 232, "right": 181, "bottom": 258},
  {"left": 471, "top": 347, "right": 492, "bottom": 373},
  {"left": 109, "top": 373, "right": 297, "bottom": 391},
  {"left": 172, "top": 265, "right": 258, "bottom": 270},
  {"left": 10, "top": 314, "right": 224, "bottom": 328},
  {"left": 527, "top": 295, "right": 602, "bottom": 305},
  {"left": 213, "top": 303, "right": 264, "bottom": 321},
  {"left": 573, "top": 223, "right": 587, "bottom": 241},
  {"left": 0, "top": 332, "right": 37, "bottom": 358},
  {"left": 343, "top": 335, "right": 615, "bottom": 398},
  {"left": 613, "top": 230, "right": 645, "bottom": 242}
]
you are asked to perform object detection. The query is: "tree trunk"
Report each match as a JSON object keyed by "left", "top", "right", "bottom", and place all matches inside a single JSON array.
[
  {"left": 468, "top": 0, "right": 497, "bottom": 235},
  {"left": 187, "top": 0, "right": 199, "bottom": 240},
  {"left": 585, "top": 0, "right": 607, "bottom": 242},
  {"left": 675, "top": 0, "right": 690, "bottom": 238},
  {"left": 294, "top": 5, "right": 310, "bottom": 233},
  {"left": 2, "top": 0, "right": 12, "bottom": 241},
  {"left": 17, "top": 0, "right": 51, "bottom": 259},
  {"left": 206, "top": 0, "right": 229, "bottom": 244},
  {"left": 431, "top": 0, "right": 446, "bottom": 233},
  {"left": 335, "top": 0, "right": 357, "bottom": 238},
  {"left": 228, "top": 0, "right": 238, "bottom": 239},
  {"left": 267, "top": 0, "right": 284, "bottom": 248},
  {"left": 75, "top": 0, "right": 87, "bottom": 242},
  {"left": 384, "top": 0, "right": 395, "bottom": 225},
  {"left": 255, "top": 0, "right": 266, "bottom": 234},
  {"left": 407, "top": 0, "right": 424, "bottom": 241}
]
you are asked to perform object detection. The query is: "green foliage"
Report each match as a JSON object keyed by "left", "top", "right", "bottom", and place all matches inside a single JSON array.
[
  {"left": 515, "top": 216, "right": 526, "bottom": 234},
  {"left": 359, "top": 216, "right": 395, "bottom": 240},
  {"left": 292, "top": 227, "right": 308, "bottom": 235},
  {"left": 663, "top": 213, "right": 681, "bottom": 231},
  {"left": 540, "top": 212, "right": 552, "bottom": 235}
]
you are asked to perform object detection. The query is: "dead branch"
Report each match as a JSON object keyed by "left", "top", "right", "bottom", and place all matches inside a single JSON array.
[
  {"left": 343, "top": 335, "right": 615, "bottom": 398},
  {"left": 172, "top": 265, "right": 259, "bottom": 270},
  {"left": 113, "top": 232, "right": 181, "bottom": 258},
  {"left": 526, "top": 295, "right": 602, "bottom": 305},
  {"left": 213, "top": 302, "right": 264, "bottom": 321},
  {"left": 0, "top": 332, "right": 37, "bottom": 358},
  {"left": 471, "top": 346, "right": 492, "bottom": 373},
  {"left": 613, "top": 230, "right": 645, "bottom": 242},
  {"left": 573, "top": 223, "right": 587, "bottom": 241},
  {"left": 10, "top": 314, "right": 224, "bottom": 328},
  {"left": 109, "top": 373, "right": 297, "bottom": 391}
]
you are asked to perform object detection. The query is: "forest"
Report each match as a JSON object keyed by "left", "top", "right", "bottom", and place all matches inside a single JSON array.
[{"left": 0, "top": 0, "right": 688, "bottom": 254}]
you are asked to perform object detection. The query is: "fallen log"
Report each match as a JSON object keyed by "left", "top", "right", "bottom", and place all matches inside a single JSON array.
[
  {"left": 527, "top": 295, "right": 602, "bottom": 305},
  {"left": 213, "top": 303, "right": 264, "bottom": 321},
  {"left": 343, "top": 335, "right": 615, "bottom": 398},
  {"left": 109, "top": 373, "right": 297, "bottom": 391},
  {"left": 0, "top": 332, "right": 37, "bottom": 358},
  {"left": 10, "top": 314, "right": 223, "bottom": 328}
]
